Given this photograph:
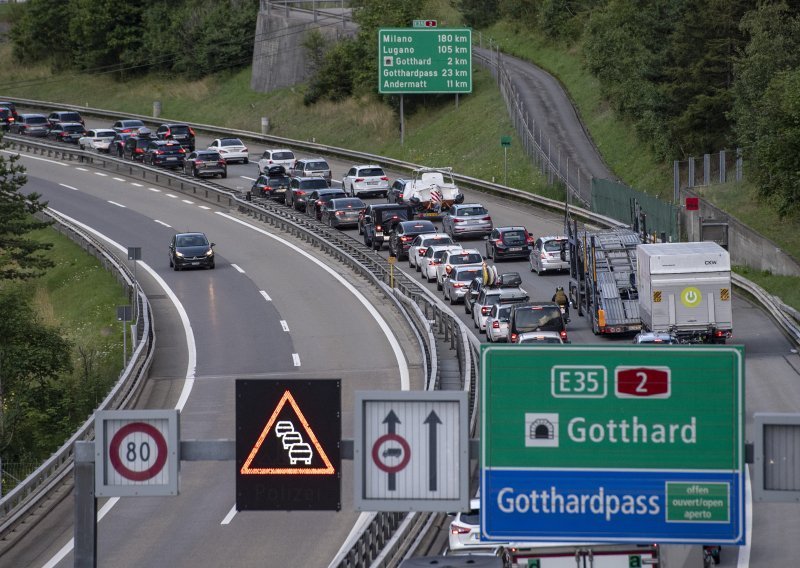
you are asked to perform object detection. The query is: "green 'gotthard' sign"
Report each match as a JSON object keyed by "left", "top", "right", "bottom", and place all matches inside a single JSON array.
[{"left": 378, "top": 28, "right": 472, "bottom": 94}]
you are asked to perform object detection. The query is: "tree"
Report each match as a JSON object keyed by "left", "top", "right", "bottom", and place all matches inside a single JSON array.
[{"left": 0, "top": 143, "right": 53, "bottom": 281}]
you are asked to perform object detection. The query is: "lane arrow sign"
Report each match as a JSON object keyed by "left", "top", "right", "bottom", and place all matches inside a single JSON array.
[
  {"left": 424, "top": 410, "right": 442, "bottom": 491},
  {"left": 383, "top": 410, "right": 401, "bottom": 490}
]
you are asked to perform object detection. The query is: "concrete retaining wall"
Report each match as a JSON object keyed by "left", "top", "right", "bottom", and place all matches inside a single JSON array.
[{"left": 680, "top": 188, "right": 800, "bottom": 276}]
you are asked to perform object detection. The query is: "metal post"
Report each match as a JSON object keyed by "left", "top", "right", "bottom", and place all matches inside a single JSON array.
[
  {"left": 688, "top": 157, "right": 695, "bottom": 189},
  {"left": 673, "top": 160, "right": 680, "bottom": 203},
  {"left": 704, "top": 153, "right": 711, "bottom": 186},
  {"left": 313, "top": 0, "right": 317, "bottom": 22},
  {"left": 74, "top": 441, "right": 97, "bottom": 568},
  {"left": 400, "top": 95, "right": 405, "bottom": 146},
  {"left": 122, "top": 320, "right": 127, "bottom": 365},
  {"left": 455, "top": 94, "right": 458, "bottom": 109},
  {"left": 504, "top": 146, "right": 508, "bottom": 187}
]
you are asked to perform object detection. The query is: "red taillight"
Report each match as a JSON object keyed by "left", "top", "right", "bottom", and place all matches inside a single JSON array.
[
  {"left": 445, "top": 265, "right": 453, "bottom": 274},
  {"left": 355, "top": 178, "right": 365, "bottom": 182},
  {"left": 243, "top": 146, "right": 248, "bottom": 152},
  {"left": 178, "top": 148, "right": 185, "bottom": 154},
  {"left": 454, "top": 218, "right": 465, "bottom": 223},
  {"left": 482, "top": 216, "right": 492, "bottom": 222},
  {"left": 526, "top": 235, "right": 535, "bottom": 244},
  {"left": 135, "top": 148, "right": 144, "bottom": 153},
  {"left": 376, "top": 225, "right": 382, "bottom": 231},
  {"left": 218, "top": 161, "right": 225, "bottom": 166},
  {"left": 380, "top": 176, "right": 389, "bottom": 181},
  {"left": 400, "top": 236, "right": 412, "bottom": 242},
  {"left": 451, "top": 525, "right": 471, "bottom": 535},
  {"left": 418, "top": 247, "right": 427, "bottom": 255},
  {"left": 511, "top": 333, "right": 518, "bottom": 342},
  {"left": 481, "top": 306, "right": 491, "bottom": 315},
  {"left": 155, "top": 150, "right": 164, "bottom": 155},
  {"left": 560, "top": 330, "right": 568, "bottom": 341},
  {"left": 492, "top": 321, "right": 500, "bottom": 328},
  {"left": 316, "top": 200, "right": 323, "bottom": 205},
  {"left": 335, "top": 211, "right": 345, "bottom": 216},
  {"left": 189, "top": 127, "right": 195, "bottom": 136},
  {"left": 540, "top": 252, "right": 547, "bottom": 259}
]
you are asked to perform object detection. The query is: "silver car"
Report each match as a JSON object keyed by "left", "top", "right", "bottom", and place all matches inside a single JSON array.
[
  {"left": 421, "top": 244, "right": 463, "bottom": 282},
  {"left": 435, "top": 248, "right": 483, "bottom": 290},
  {"left": 485, "top": 304, "right": 513, "bottom": 342},
  {"left": 442, "top": 203, "right": 493, "bottom": 239},
  {"left": 530, "top": 235, "right": 569, "bottom": 274},
  {"left": 443, "top": 265, "right": 484, "bottom": 305}
]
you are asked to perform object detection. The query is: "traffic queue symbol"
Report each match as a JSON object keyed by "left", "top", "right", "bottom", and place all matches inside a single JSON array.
[
  {"left": 240, "top": 390, "right": 335, "bottom": 475},
  {"left": 615, "top": 367, "right": 671, "bottom": 399},
  {"left": 109, "top": 421, "right": 168, "bottom": 481}
]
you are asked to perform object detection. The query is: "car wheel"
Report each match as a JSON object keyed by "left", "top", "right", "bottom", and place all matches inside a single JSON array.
[
  {"left": 486, "top": 244, "right": 493, "bottom": 259},
  {"left": 449, "top": 292, "right": 457, "bottom": 305},
  {"left": 173, "top": 262, "right": 180, "bottom": 272},
  {"left": 192, "top": 167, "right": 199, "bottom": 178},
  {"left": 328, "top": 217, "right": 334, "bottom": 228},
  {"left": 487, "top": 331, "right": 493, "bottom": 342},
  {"left": 221, "top": 171, "right": 227, "bottom": 179},
  {"left": 209, "top": 262, "right": 215, "bottom": 270},
  {"left": 358, "top": 222, "right": 363, "bottom": 235},
  {"left": 436, "top": 278, "right": 442, "bottom": 291},
  {"left": 80, "top": 144, "right": 85, "bottom": 150},
  {"left": 169, "top": 257, "right": 173, "bottom": 268},
  {"left": 243, "top": 158, "right": 249, "bottom": 164}
]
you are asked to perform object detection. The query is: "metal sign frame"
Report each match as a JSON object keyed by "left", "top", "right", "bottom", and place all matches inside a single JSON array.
[
  {"left": 95, "top": 409, "right": 180, "bottom": 497},
  {"left": 354, "top": 390, "right": 469, "bottom": 512},
  {"left": 753, "top": 413, "right": 800, "bottom": 502}
]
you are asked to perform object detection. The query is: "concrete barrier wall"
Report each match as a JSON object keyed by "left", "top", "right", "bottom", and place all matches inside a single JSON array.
[{"left": 680, "top": 188, "right": 800, "bottom": 277}]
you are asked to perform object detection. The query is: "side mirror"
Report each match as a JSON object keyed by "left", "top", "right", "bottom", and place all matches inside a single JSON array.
[
  {"left": 364, "top": 215, "right": 372, "bottom": 223},
  {"left": 210, "top": 242, "right": 216, "bottom": 247}
]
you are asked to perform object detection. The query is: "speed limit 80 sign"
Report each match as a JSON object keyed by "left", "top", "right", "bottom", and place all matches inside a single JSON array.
[{"left": 95, "top": 410, "right": 179, "bottom": 497}]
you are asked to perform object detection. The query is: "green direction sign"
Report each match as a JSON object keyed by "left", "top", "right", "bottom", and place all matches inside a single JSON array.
[
  {"left": 378, "top": 28, "right": 472, "bottom": 94},
  {"left": 481, "top": 345, "right": 743, "bottom": 470},
  {"left": 501, "top": 136, "right": 512, "bottom": 147}
]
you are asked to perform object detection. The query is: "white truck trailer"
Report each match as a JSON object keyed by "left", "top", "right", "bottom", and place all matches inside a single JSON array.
[{"left": 636, "top": 241, "right": 732, "bottom": 343}]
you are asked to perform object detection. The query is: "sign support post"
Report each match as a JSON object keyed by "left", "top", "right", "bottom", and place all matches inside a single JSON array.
[{"left": 74, "top": 441, "right": 97, "bottom": 568}]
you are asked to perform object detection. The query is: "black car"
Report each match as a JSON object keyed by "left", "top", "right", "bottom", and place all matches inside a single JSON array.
[
  {"left": 286, "top": 176, "right": 328, "bottom": 211},
  {"left": 485, "top": 226, "right": 533, "bottom": 260},
  {"left": 0, "top": 107, "right": 16, "bottom": 130},
  {"left": 507, "top": 302, "right": 568, "bottom": 343},
  {"left": 110, "top": 132, "right": 132, "bottom": 157},
  {"left": 0, "top": 101, "right": 19, "bottom": 121},
  {"left": 184, "top": 150, "right": 227, "bottom": 178},
  {"left": 47, "top": 110, "right": 85, "bottom": 128},
  {"left": 306, "top": 188, "right": 347, "bottom": 220},
  {"left": 10, "top": 113, "right": 49, "bottom": 137},
  {"left": 123, "top": 134, "right": 155, "bottom": 161},
  {"left": 168, "top": 232, "right": 215, "bottom": 271},
  {"left": 320, "top": 197, "right": 366, "bottom": 229},
  {"left": 251, "top": 166, "right": 291, "bottom": 200},
  {"left": 359, "top": 203, "right": 414, "bottom": 250},
  {"left": 144, "top": 140, "right": 186, "bottom": 168},
  {"left": 464, "top": 277, "right": 484, "bottom": 315},
  {"left": 47, "top": 122, "right": 86, "bottom": 144},
  {"left": 388, "top": 219, "right": 438, "bottom": 259},
  {"left": 157, "top": 123, "right": 195, "bottom": 151}
]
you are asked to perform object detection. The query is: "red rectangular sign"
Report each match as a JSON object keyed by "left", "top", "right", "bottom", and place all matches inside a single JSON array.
[
  {"left": 615, "top": 366, "right": 671, "bottom": 398},
  {"left": 685, "top": 197, "right": 699, "bottom": 211}
]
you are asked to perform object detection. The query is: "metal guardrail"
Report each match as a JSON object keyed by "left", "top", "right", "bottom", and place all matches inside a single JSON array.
[
  {"left": 0, "top": 207, "right": 155, "bottom": 549},
  {"left": 3, "top": 126, "right": 799, "bottom": 566}
]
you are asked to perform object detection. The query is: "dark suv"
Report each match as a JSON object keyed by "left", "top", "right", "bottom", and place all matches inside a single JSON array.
[
  {"left": 156, "top": 123, "right": 195, "bottom": 151},
  {"left": 0, "top": 107, "right": 16, "bottom": 130},
  {"left": 144, "top": 140, "right": 186, "bottom": 168},
  {"left": 507, "top": 302, "right": 568, "bottom": 343},
  {"left": 486, "top": 226, "right": 533, "bottom": 260},
  {"left": 359, "top": 203, "right": 414, "bottom": 251},
  {"left": 388, "top": 220, "right": 438, "bottom": 259},
  {"left": 123, "top": 134, "right": 155, "bottom": 161},
  {"left": 286, "top": 177, "right": 328, "bottom": 211},
  {"left": 47, "top": 110, "right": 85, "bottom": 128}
]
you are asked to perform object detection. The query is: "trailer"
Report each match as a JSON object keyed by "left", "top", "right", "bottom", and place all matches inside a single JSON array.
[
  {"left": 566, "top": 217, "right": 642, "bottom": 336},
  {"left": 636, "top": 241, "right": 732, "bottom": 343}
]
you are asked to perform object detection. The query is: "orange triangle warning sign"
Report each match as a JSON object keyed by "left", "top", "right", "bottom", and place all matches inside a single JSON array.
[{"left": 240, "top": 390, "right": 335, "bottom": 475}]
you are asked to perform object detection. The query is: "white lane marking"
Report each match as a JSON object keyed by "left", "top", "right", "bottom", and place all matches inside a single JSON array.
[
  {"left": 75, "top": 166, "right": 88, "bottom": 171},
  {"left": 220, "top": 504, "right": 237, "bottom": 525},
  {"left": 148, "top": 187, "right": 161, "bottom": 192},
  {"left": 1, "top": 149, "right": 69, "bottom": 166},
  {"left": 155, "top": 220, "right": 171, "bottom": 228},
  {"left": 108, "top": 201, "right": 126, "bottom": 208},
  {"left": 217, "top": 212, "right": 410, "bottom": 390},
  {"left": 131, "top": 182, "right": 143, "bottom": 187},
  {"left": 166, "top": 194, "right": 178, "bottom": 199},
  {"left": 94, "top": 172, "right": 108, "bottom": 177},
  {"left": 737, "top": 467, "right": 752, "bottom": 568},
  {"left": 198, "top": 206, "right": 211, "bottom": 210},
  {"left": 231, "top": 263, "right": 245, "bottom": 273},
  {"left": 59, "top": 183, "right": 78, "bottom": 191},
  {"left": 292, "top": 353, "right": 301, "bottom": 366},
  {"left": 182, "top": 199, "right": 194, "bottom": 204},
  {"left": 42, "top": 497, "right": 120, "bottom": 568},
  {"left": 260, "top": 290, "right": 272, "bottom": 302},
  {"left": 113, "top": 177, "right": 125, "bottom": 182},
  {"left": 240, "top": 175, "right": 256, "bottom": 181},
  {"left": 41, "top": 209, "right": 197, "bottom": 568},
  {"left": 280, "top": 320, "right": 290, "bottom": 332}
]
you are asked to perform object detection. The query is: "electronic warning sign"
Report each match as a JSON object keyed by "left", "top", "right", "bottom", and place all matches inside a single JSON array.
[{"left": 236, "top": 379, "right": 341, "bottom": 511}]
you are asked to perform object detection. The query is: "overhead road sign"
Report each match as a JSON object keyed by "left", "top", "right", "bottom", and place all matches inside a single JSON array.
[
  {"left": 378, "top": 28, "right": 472, "bottom": 94},
  {"left": 236, "top": 379, "right": 341, "bottom": 511},
  {"left": 355, "top": 391, "right": 469, "bottom": 512},
  {"left": 481, "top": 345, "right": 745, "bottom": 545},
  {"left": 95, "top": 410, "right": 179, "bottom": 497}
]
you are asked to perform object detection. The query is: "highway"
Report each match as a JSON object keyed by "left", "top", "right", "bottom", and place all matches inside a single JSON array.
[{"left": 3, "top": 128, "right": 800, "bottom": 566}]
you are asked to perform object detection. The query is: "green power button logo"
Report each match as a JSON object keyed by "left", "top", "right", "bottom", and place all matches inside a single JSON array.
[{"left": 681, "top": 287, "right": 702, "bottom": 308}]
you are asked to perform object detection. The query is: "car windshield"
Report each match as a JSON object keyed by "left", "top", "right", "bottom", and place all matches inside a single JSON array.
[
  {"left": 502, "top": 230, "right": 527, "bottom": 243},
  {"left": 497, "top": 306, "right": 512, "bottom": 321},
  {"left": 514, "top": 307, "right": 563, "bottom": 332},
  {"left": 96, "top": 130, "right": 116, "bottom": 138},
  {"left": 221, "top": 138, "right": 243, "bottom": 147},
  {"left": 300, "top": 178, "right": 329, "bottom": 189},
  {"left": 457, "top": 206, "right": 487, "bottom": 216},
  {"left": 449, "top": 252, "right": 482, "bottom": 265},
  {"left": 306, "top": 161, "right": 329, "bottom": 170},
  {"left": 26, "top": 116, "right": 47, "bottom": 125},
  {"left": 176, "top": 235, "right": 208, "bottom": 247},
  {"left": 544, "top": 239, "right": 566, "bottom": 252},
  {"left": 359, "top": 167, "right": 385, "bottom": 176},
  {"left": 520, "top": 336, "right": 562, "bottom": 344},
  {"left": 64, "top": 125, "right": 84, "bottom": 132},
  {"left": 197, "top": 152, "right": 221, "bottom": 160},
  {"left": 59, "top": 113, "right": 81, "bottom": 122},
  {"left": 272, "top": 151, "right": 294, "bottom": 160},
  {"left": 432, "top": 250, "right": 450, "bottom": 260},
  {"left": 460, "top": 511, "right": 480, "bottom": 525},
  {"left": 169, "top": 125, "right": 190, "bottom": 134},
  {"left": 123, "top": 120, "right": 144, "bottom": 127},
  {"left": 454, "top": 268, "right": 483, "bottom": 282},
  {"left": 332, "top": 198, "right": 364, "bottom": 209},
  {"left": 423, "top": 236, "right": 453, "bottom": 246}
]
